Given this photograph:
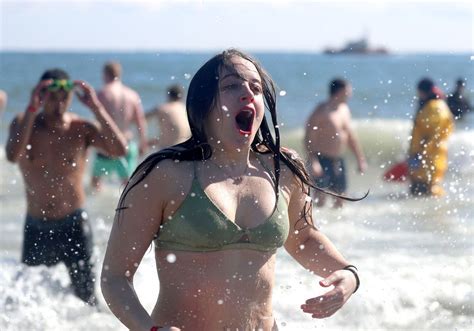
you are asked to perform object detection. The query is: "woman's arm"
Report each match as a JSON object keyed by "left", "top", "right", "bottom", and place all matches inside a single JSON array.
[
  {"left": 284, "top": 173, "right": 358, "bottom": 318},
  {"left": 101, "top": 167, "right": 163, "bottom": 331}
]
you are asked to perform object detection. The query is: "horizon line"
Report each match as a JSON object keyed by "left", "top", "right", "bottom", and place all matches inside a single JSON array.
[{"left": 1, "top": 48, "right": 473, "bottom": 56}]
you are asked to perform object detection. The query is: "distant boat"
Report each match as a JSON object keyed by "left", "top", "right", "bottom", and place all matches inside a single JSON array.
[{"left": 323, "top": 37, "right": 389, "bottom": 55}]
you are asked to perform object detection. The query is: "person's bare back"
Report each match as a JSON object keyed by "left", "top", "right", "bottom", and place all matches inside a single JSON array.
[
  {"left": 146, "top": 84, "right": 191, "bottom": 150},
  {"left": 90, "top": 62, "right": 148, "bottom": 191},
  {"left": 99, "top": 82, "right": 143, "bottom": 141},
  {"left": 152, "top": 101, "right": 191, "bottom": 149}
]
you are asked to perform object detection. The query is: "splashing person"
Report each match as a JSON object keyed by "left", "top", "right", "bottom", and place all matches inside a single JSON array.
[
  {"left": 101, "top": 49, "right": 360, "bottom": 331},
  {"left": 5, "top": 69, "right": 127, "bottom": 305},
  {"left": 408, "top": 78, "right": 454, "bottom": 196}
]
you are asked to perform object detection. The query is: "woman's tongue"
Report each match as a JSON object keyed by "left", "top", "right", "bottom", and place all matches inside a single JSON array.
[{"left": 235, "top": 110, "right": 254, "bottom": 135}]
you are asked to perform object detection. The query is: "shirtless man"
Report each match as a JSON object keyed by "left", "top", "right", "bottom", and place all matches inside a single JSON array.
[
  {"left": 5, "top": 68, "right": 127, "bottom": 305},
  {"left": 145, "top": 84, "right": 191, "bottom": 150},
  {"left": 91, "top": 61, "right": 148, "bottom": 191},
  {"left": 304, "top": 78, "right": 366, "bottom": 208}
]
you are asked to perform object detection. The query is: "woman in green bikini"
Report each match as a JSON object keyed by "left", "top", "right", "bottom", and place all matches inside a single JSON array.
[{"left": 101, "top": 49, "right": 360, "bottom": 331}]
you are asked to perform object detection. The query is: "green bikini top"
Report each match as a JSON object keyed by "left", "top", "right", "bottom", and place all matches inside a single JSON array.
[{"left": 154, "top": 162, "right": 290, "bottom": 253}]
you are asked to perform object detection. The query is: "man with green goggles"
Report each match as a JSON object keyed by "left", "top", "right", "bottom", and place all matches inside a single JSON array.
[
  {"left": 5, "top": 68, "right": 127, "bottom": 306},
  {"left": 47, "top": 79, "right": 75, "bottom": 92}
]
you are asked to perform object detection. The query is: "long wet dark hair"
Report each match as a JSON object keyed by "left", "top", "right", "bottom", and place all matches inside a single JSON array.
[{"left": 116, "top": 49, "right": 362, "bottom": 229}]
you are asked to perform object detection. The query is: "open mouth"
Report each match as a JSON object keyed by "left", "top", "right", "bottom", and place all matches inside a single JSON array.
[{"left": 235, "top": 108, "right": 255, "bottom": 135}]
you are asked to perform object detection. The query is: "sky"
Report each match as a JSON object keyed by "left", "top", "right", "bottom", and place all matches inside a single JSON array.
[{"left": 1, "top": 0, "right": 473, "bottom": 53}]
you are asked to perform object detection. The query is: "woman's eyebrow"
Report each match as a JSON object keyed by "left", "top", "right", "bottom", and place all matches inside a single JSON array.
[
  {"left": 220, "top": 73, "right": 261, "bottom": 84},
  {"left": 220, "top": 73, "right": 241, "bottom": 81}
]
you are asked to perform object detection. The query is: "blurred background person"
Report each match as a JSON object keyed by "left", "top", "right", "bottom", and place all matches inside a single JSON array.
[
  {"left": 304, "top": 78, "right": 366, "bottom": 208},
  {"left": 5, "top": 69, "right": 126, "bottom": 305},
  {"left": 447, "top": 78, "right": 471, "bottom": 120},
  {"left": 0, "top": 89, "right": 7, "bottom": 114},
  {"left": 145, "top": 84, "right": 191, "bottom": 150},
  {"left": 408, "top": 77, "right": 454, "bottom": 196},
  {"left": 91, "top": 61, "right": 148, "bottom": 191}
]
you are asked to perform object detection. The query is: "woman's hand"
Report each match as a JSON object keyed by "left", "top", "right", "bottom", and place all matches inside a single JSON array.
[{"left": 300, "top": 269, "right": 357, "bottom": 318}]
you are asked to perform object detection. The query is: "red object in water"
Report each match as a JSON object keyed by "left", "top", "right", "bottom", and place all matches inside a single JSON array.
[{"left": 383, "top": 161, "right": 409, "bottom": 182}]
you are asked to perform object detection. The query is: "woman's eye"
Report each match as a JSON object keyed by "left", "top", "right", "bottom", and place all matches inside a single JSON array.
[
  {"left": 252, "top": 84, "right": 263, "bottom": 94},
  {"left": 223, "top": 83, "right": 239, "bottom": 90}
]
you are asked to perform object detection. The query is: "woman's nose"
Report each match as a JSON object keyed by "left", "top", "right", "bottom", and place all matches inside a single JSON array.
[
  {"left": 240, "top": 84, "right": 254, "bottom": 103},
  {"left": 240, "top": 95, "right": 254, "bottom": 102}
]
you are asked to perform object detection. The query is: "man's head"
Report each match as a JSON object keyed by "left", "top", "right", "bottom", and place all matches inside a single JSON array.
[
  {"left": 39, "top": 68, "right": 74, "bottom": 115},
  {"left": 103, "top": 61, "right": 122, "bottom": 83},
  {"left": 329, "top": 78, "right": 352, "bottom": 102},
  {"left": 455, "top": 78, "right": 465, "bottom": 92},
  {"left": 167, "top": 84, "right": 184, "bottom": 102},
  {"left": 417, "top": 77, "right": 437, "bottom": 101}
]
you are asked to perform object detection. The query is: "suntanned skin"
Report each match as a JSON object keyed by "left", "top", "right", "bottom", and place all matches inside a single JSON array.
[
  {"left": 91, "top": 71, "right": 148, "bottom": 190},
  {"left": 145, "top": 100, "right": 191, "bottom": 150},
  {"left": 304, "top": 84, "right": 366, "bottom": 207},
  {"left": 6, "top": 79, "right": 127, "bottom": 219},
  {"left": 102, "top": 57, "right": 357, "bottom": 331},
  {"left": 98, "top": 80, "right": 147, "bottom": 152}
]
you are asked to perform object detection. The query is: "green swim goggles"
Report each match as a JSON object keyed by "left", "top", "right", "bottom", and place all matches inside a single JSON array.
[{"left": 47, "top": 79, "right": 74, "bottom": 92}]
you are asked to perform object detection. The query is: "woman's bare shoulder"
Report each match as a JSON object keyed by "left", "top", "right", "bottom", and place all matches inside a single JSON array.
[
  {"left": 280, "top": 148, "right": 308, "bottom": 190},
  {"left": 137, "top": 158, "right": 195, "bottom": 197}
]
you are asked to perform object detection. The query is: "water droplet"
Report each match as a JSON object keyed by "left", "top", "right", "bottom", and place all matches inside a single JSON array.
[
  {"left": 217, "top": 299, "right": 224, "bottom": 305},
  {"left": 279, "top": 90, "right": 287, "bottom": 96},
  {"left": 166, "top": 253, "right": 177, "bottom": 263}
]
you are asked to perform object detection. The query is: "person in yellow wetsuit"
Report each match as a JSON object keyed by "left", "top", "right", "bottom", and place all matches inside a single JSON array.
[{"left": 408, "top": 78, "right": 454, "bottom": 196}]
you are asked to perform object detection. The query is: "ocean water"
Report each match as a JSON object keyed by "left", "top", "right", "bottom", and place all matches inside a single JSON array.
[{"left": 0, "top": 52, "right": 473, "bottom": 330}]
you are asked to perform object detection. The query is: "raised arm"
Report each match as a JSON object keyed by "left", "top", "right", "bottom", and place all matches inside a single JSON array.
[
  {"left": 284, "top": 173, "right": 358, "bottom": 318},
  {"left": 5, "top": 79, "right": 52, "bottom": 162},
  {"left": 74, "top": 80, "right": 127, "bottom": 157},
  {"left": 101, "top": 167, "right": 163, "bottom": 330},
  {"left": 304, "top": 108, "right": 323, "bottom": 177},
  {"left": 344, "top": 108, "right": 366, "bottom": 173}
]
